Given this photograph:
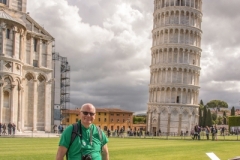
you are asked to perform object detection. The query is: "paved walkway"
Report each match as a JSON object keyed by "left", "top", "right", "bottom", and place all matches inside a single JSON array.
[{"left": 0, "top": 132, "right": 61, "bottom": 138}]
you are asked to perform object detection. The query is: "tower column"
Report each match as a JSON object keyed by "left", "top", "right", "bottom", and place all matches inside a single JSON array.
[
  {"left": 0, "top": 82, "right": 3, "bottom": 122},
  {"left": 33, "top": 79, "right": 37, "bottom": 132}
]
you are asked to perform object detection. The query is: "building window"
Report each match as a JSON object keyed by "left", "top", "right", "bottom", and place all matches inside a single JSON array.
[
  {"left": 76, "top": 118, "right": 78, "bottom": 122},
  {"left": 176, "top": 96, "right": 180, "bottom": 103},
  {"left": 123, "top": 119, "right": 125, "bottom": 123},
  {"left": 98, "top": 118, "right": 100, "bottom": 122},
  {"left": 66, "top": 118, "right": 69, "bottom": 122},
  {"left": 116, "top": 114, "right": 120, "bottom": 116},
  {"left": 117, "top": 119, "right": 119, "bottom": 122},
  {"left": 6, "top": 29, "right": 10, "bottom": 39},
  {"left": 111, "top": 113, "right": 114, "bottom": 116},
  {"left": 33, "top": 60, "right": 38, "bottom": 67},
  {"left": 104, "top": 118, "right": 106, "bottom": 122},
  {"left": 98, "top": 113, "right": 101, "bottom": 115},
  {"left": 123, "top": 114, "right": 124, "bottom": 116},
  {"left": 104, "top": 113, "right": 106, "bottom": 115},
  {"left": 0, "top": 0, "right": 7, "bottom": 5},
  {"left": 76, "top": 114, "right": 78, "bottom": 116},
  {"left": 34, "top": 38, "right": 37, "bottom": 52},
  {"left": 111, "top": 119, "right": 113, "bottom": 122}
]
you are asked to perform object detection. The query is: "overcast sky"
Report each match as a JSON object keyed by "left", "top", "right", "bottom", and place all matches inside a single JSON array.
[{"left": 27, "top": 0, "right": 240, "bottom": 113}]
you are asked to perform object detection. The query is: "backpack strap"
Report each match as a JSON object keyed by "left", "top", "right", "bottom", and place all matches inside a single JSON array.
[
  {"left": 66, "top": 123, "right": 80, "bottom": 160},
  {"left": 96, "top": 126, "right": 103, "bottom": 151}
]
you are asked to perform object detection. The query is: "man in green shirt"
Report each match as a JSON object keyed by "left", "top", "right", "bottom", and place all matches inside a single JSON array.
[{"left": 56, "top": 103, "right": 109, "bottom": 160}]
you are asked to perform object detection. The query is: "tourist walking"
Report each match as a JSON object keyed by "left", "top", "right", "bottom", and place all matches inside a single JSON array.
[
  {"left": 12, "top": 123, "right": 16, "bottom": 135},
  {"left": 7, "top": 122, "right": 12, "bottom": 135},
  {"left": 2, "top": 123, "right": 7, "bottom": 135}
]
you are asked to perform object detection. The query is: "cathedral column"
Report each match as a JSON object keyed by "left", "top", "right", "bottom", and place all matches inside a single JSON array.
[
  {"left": 33, "top": 79, "right": 37, "bottom": 132},
  {"left": 17, "top": 85, "right": 22, "bottom": 132},
  {"left": 12, "top": 29, "right": 16, "bottom": 58},
  {"left": 21, "top": 80, "right": 25, "bottom": 130},
  {"left": 0, "top": 82, "right": 3, "bottom": 122},
  {"left": 1, "top": 25, "right": 6, "bottom": 55},
  {"left": 38, "top": 39, "right": 42, "bottom": 67},
  {"left": 30, "top": 36, "right": 34, "bottom": 65},
  {"left": 10, "top": 84, "right": 16, "bottom": 123},
  {"left": 20, "top": 34, "right": 25, "bottom": 62},
  {"left": 45, "top": 80, "right": 51, "bottom": 132}
]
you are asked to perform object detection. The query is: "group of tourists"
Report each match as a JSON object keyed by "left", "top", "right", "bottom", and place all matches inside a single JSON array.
[
  {"left": 191, "top": 124, "right": 220, "bottom": 141},
  {"left": 53, "top": 124, "right": 64, "bottom": 134},
  {"left": 0, "top": 122, "right": 16, "bottom": 135}
]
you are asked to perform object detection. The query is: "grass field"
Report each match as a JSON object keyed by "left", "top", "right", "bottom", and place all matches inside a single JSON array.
[{"left": 0, "top": 136, "right": 239, "bottom": 160}]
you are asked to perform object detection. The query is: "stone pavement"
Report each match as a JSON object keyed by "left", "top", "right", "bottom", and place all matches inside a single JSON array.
[{"left": 0, "top": 132, "right": 61, "bottom": 138}]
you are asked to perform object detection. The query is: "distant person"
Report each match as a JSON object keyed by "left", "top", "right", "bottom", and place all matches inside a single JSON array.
[
  {"left": 12, "top": 123, "right": 16, "bottom": 135},
  {"left": 2, "top": 124, "right": 6, "bottom": 135},
  {"left": 205, "top": 126, "right": 210, "bottom": 140},
  {"left": 56, "top": 103, "right": 109, "bottom": 160},
  {"left": 7, "top": 122, "right": 12, "bottom": 135},
  {"left": 107, "top": 129, "right": 111, "bottom": 138}
]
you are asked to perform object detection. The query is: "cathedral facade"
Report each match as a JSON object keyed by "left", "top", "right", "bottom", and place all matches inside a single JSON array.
[
  {"left": 147, "top": 0, "right": 202, "bottom": 135},
  {"left": 0, "top": 0, "right": 54, "bottom": 132}
]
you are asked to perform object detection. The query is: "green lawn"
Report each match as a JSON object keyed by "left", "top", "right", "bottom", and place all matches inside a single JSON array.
[{"left": 0, "top": 137, "right": 239, "bottom": 160}]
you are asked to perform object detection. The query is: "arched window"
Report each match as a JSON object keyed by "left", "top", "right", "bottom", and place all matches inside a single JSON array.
[
  {"left": 4, "top": 91, "right": 10, "bottom": 108},
  {"left": 0, "top": 0, "right": 7, "bottom": 5},
  {"left": 6, "top": 29, "right": 10, "bottom": 39}
]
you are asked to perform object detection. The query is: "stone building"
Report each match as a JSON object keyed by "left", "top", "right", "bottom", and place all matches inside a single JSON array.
[
  {"left": 61, "top": 108, "right": 133, "bottom": 131},
  {"left": 0, "top": 0, "right": 54, "bottom": 132},
  {"left": 147, "top": 0, "right": 202, "bottom": 135}
]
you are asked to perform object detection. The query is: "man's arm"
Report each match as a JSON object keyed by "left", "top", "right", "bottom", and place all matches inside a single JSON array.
[
  {"left": 101, "top": 144, "right": 109, "bottom": 160},
  {"left": 56, "top": 146, "right": 68, "bottom": 160}
]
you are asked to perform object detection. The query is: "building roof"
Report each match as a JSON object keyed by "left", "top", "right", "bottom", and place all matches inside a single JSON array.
[
  {"left": 0, "top": 9, "right": 25, "bottom": 27},
  {"left": 61, "top": 108, "right": 134, "bottom": 114}
]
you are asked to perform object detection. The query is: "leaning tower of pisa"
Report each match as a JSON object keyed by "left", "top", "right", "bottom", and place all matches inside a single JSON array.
[{"left": 146, "top": 0, "right": 202, "bottom": 135}]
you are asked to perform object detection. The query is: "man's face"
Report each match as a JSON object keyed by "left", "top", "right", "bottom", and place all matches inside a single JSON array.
[{"left": 80, "top": 105, "right": 96, "bottom": 127}]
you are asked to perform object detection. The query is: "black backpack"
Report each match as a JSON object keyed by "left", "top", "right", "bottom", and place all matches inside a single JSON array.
[{"left": 66, "top": 123, "right": 103, "bottom": 160}]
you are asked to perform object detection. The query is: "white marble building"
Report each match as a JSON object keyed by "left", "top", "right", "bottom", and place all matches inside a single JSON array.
[
  {"left": 0, "top": 0, "right": 54, "bottom": 132},
  {"left": 147, "top": 0, "right": 202, "bottom": 135}
]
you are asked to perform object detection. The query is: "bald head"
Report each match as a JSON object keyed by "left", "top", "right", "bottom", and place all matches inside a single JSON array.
[
  {"left": 80, "top": 103, "right": 96, "bottom": 113},
  {"left": 79, "top": 103, "right": 96, "bottom": 128}
]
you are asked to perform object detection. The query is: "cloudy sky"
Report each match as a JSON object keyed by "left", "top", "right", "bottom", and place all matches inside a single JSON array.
[{"left": 27, "top": 0, "right": 240, "bottom": 113}]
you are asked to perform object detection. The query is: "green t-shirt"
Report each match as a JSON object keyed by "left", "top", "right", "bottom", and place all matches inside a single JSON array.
[{"left": 59, "top": 121, "right": 109, "bottom": 160}]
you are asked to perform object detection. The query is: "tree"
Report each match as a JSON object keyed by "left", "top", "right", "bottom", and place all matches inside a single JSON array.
[
  {"left": 198, "top": 106, "right": 203, "bottom": 126},
  {"left": 206, "top": 109, "right": 212, "bottom": 127},
  {"left": 202, "top": 105, "right": 207, "bottom": 127},
  {"left": 223, "top": 111, "right": 227, "bottom": 125},
  {"left": 198, "top": 101, "right": 204, "bottom": 126},
  {"left": 231, "top": 106, "right": 235, "bottom": 116},
  {"left": 212, "top": 113, "right": 217, "bottom": 124},
  {"left": 216, "top": 116, "right": 223, "bottom": 125},
  {"left": 206, "top": 100, "right": 228, "bottom": 112}
]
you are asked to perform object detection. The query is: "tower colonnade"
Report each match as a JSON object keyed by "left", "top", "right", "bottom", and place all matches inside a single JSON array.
[{"left": 147, "top": 0, "right": 202, "bottom": 135}]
